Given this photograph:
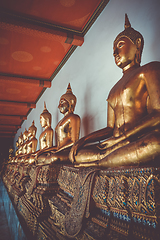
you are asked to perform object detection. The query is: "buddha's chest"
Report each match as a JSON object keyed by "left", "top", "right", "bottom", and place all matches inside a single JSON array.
[
  {"left": 27, "top": 141, "right": 32, "bottom": 153},
  {"left": 40, "top": 131, "right": 48, "bottom": 149},
  {"left": 108, "top": 73, "right": 148, "bottom": 136},
  {"left": 23, "top": 143, "right": 28, "bottom": 154},
  {"left": 108, "top": 74, "right": 147, "bottom": 110},
  {"left": 56, "top": 119, "right": 71, "bottom": 141}
]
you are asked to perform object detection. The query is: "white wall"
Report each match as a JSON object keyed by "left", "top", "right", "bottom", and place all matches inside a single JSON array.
[{"left": 14, "top": 0, "right": 160, "bottom": 151}]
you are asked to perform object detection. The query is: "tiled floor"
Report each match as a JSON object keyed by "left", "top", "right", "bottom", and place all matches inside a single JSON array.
[{"left": 0, "top": 179, "right": 27, "bottom": 240}]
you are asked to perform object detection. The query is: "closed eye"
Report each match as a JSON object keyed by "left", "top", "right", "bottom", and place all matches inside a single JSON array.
[{"left": 118, "top": 41, "right": 125, "bottom": 48}]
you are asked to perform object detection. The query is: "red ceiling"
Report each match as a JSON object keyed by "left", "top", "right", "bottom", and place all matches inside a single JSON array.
[
  {"left": 0, "top": 0, "right": 102, "bottom": 31},
  {"left": 0, "top": 0, "right": 109, "bottom": 139},
  {"left": 0, "top": 29, "right": 70, "bottom": 79}
]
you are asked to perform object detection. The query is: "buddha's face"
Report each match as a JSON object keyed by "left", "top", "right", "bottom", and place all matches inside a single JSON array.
[
  {"left": 28, "top": 128, "right": 34, "bottom": 138},
  {"left": 40, "top": 115, "right": 47, "bottom": 128},
  {"left": 58, "top": 98, "right": 69, "bottom": 115},
  {"left": 113, "top": 36, "right": 137, "bottom": 71}
]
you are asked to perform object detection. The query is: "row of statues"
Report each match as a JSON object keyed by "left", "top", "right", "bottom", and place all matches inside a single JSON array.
[
  {"left": 16, "top": 121, "right": 37, "bottom": 156},
  {"left": 14, "top": 14, "right": 160, "bottom": 168},
  {"left": 70, "top": 14, "right": 160, "bottom": 168},
  {"left": 15, "top": 83, "right": 80, "bottom": 165},
  {"left": 2, "top": 14, "right": 160, "bottom": 240}
]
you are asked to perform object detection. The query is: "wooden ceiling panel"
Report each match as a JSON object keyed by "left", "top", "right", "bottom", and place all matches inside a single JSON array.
[
  {"left": 0, "top": 125, "right": 19, "bottom": 131},
  {"left": 0, "top": 115, "right": 25, "bottom": 125},
  {"left": 0, "top": 27, "right": 73, "bottom": 79},
  {"left": 0, "top": 77, "right": 47, "bottom": 102},
  {"left": 0, "top": 134, "right": 15, "bottom": 138},
  {"left": 0, "top": 0, "right": 102, "bottom": 31},
  {"left": 0, "top": 103, "right": 31, "bottom": 116},
  {"left": 0, "top": 0, "right": 109, "bottom": 140}
]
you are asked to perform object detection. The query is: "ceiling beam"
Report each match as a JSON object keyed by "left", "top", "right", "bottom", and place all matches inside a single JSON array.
[
  {"left": 0, "top": 130, "right": 16, "bottom": 134},
  {"left": 0, "top": 115, "right": 27, "bottom": 120},
  {"left": 0, "top": 124, "right": 18, "bottom": 132},
  {"left": 0, "top": 101, "right": 36, "bottom": 108},
  {"left": 0, "top": 124, "right": 21, "bottom": 128},
  {"left": 0, "top": 11, "right": 84, "bottom": 46},
  {"left": 0, "top": 75, "right": 51, "bottom": 88},
  {"left": 0, "top": 134, "right": 15, "bottom": 138}
]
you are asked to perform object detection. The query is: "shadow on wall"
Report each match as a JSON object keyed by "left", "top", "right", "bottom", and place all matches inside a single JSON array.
[{"left": 81, "top": 86, "right": 94, "bottom": 136}]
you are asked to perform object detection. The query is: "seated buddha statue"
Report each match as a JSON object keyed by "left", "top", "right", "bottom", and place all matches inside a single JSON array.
[
  {"left": 39, "top": 103, "right": 53, "bottom": 149},
  {"left": 34, "top": 102, "right": 53, "bottom": 162},
  {"left": 15, "top": 140, "right": 19, "bottom": 157},
  {"left": 21, "top": 121, "right": 38, "bottom": 164},
  {"left": 17, "top": 132, "right": 24, "bottom": 157},
  {"left": 22, "top": 128, "right": 29, "bottom": 155},
  {"left": 27, "top": 121, "right": 38, "bottom": 154},
  {"left": 37, "top": 83, "right": 80, "bottom": 165},
  {"left": 69, "top": 14, "right": 160, "bottom": 168},
  {"left": 16, "top": 128, "right": 29, "bottom": 163}
]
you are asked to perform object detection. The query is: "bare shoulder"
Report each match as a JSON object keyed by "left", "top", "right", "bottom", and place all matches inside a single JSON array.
[
  {"left": 139, "top": 61, "right": 160, "bottom": 88},
  {"left": 33, "top": 138, "right": 38, "bottom": 143},
  {"left": 142, "top": 61, "right": 160, "bottom": 73},
  {"left": 68, "top": 113, "right": 80, "bottom": 121},
  {"left": 39, "top": 129, "right": 47, "bottom": 137},
  {"left": 48, "top": 127, "right": 53, "bottom": 133}
]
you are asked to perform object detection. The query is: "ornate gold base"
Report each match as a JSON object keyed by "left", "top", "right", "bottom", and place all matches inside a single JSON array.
[
  {"left": 37, "top": 165, "right": 160, "bottom": 240},
  {"left": 2, "top": 163, "right": 160, "bottom": 239},
  {"left": 17, "top": 163, "right": 61, "bottom": 236}
]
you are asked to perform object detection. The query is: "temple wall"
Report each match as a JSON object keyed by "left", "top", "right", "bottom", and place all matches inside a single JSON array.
[{"left": 14, "top": 0, "right": 160, "bottom": 151}]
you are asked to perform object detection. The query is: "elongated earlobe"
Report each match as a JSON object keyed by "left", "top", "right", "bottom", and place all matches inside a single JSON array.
[
  {"left": 135, "top": 49, "right": 141, "bottom": 65},
  {"left": 135, "top": 38, "right": 142, "bottom": 65},
  {"left": 136, "top": 38, "right": 141, "bottom": 49}
]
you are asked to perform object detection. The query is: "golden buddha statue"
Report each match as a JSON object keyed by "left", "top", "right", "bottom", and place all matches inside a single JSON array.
[
  {"left": 8, "top": 145, "right": 14, "bottom": 161},
  {"left": 22, "top": 128, "right": 29, "bottom": 155},
  {"left": 27, "top": 121, "right": 38, "bottom": 154},
  {"left": 20, "top": 121, "right": 38, "bottom": 164},
  {"left": 39, "top": 102, "right": 53, "bottom": 149},
  {"left": 69, "top": 14, "right": 160, "bottom": 168},
  {"left": 15, "top": 140, "right": 19, "bottom": 157},
  {"left": 34, "top": 103, "right": 53, "bottom": 162},
  {"left": 37, "top": 83, "right": 80, "bottom": 164},
  {"left": 17, "top": 132, "right": 24, "bottom": 157}
]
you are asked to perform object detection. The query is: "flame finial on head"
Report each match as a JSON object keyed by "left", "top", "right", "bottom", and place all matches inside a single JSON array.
[
  {"left": 41, "top": 102, "right": 50, "bottom": 114},
  {"left": 124, "top": 13, "right": 131, "bottom": 29},
  {"left": 66, "top": 83, "right": 72, "bottom": 93},
  {"left": 44, "top": 101, "right": 46, "bottom": 110},
  {"left": 42, "top": 101, "right": 48, "bottom": 113},
  {"left": 40, "top": 101, "right": 51, "bottom": 126},
  {"left": 114, "top": 14, "right": 144, "bottom": 45}
]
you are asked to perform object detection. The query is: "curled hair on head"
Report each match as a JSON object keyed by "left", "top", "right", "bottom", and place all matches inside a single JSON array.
[
  {"left": 114, "top": 14, "right": 144, "bottom": 64},
  {"left": 40, "top": 102, "right": 52, "bottom": 127},
  {"left": 60, "top": 83, "right": 77, "bottom": 113},
  {"left": 28, "top": 121, "right": 37, "bottom": 136}
]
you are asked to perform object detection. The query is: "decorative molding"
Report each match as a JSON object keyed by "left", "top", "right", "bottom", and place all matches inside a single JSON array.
[{"left": 0, "top": 75, "right": 51, "bottom": 88}]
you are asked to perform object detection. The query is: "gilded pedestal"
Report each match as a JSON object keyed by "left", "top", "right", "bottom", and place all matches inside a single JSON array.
[
  {"left": 18, "top": 163, "right": 61, "bottom": 236},
  {"left": 38, "top": 165, "right": 160, "bottom": 240}
]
